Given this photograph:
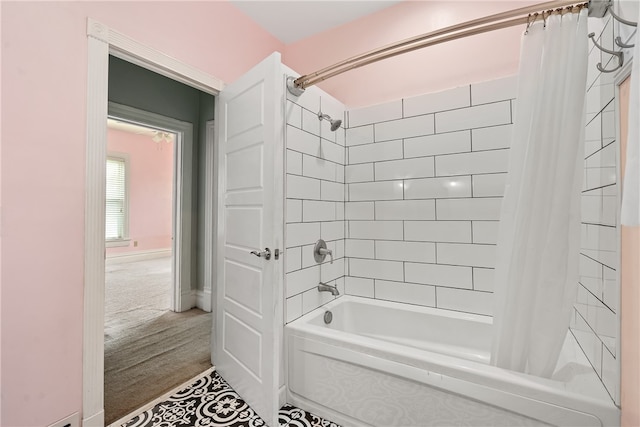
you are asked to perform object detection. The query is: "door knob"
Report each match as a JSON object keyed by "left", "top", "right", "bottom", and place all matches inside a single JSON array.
[{"left": 250, "top": 248, "right": 271, "bottom": 260}]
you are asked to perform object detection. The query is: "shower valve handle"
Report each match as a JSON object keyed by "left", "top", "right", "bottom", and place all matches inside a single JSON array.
[
  {"left": 318, "top": 247, "right": 333, "bottom": 264},
  {"left": 313, "top": 239, "right": 333, "bottom": 264}
]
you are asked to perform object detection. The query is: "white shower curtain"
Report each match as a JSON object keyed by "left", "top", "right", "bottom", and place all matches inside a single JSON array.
[
  {"left": 621, "top": 5, "right": 640, "bottom": 226},
  {"left": 491, "top": 9, "right": 588, "bottom": 378}
]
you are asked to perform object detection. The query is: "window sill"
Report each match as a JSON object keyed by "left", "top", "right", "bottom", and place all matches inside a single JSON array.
[{"left": 106, "top": 239, "right": 131, "bottom": 248}]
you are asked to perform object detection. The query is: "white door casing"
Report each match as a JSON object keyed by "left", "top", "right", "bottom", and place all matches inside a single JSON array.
[
  {"left": 214, "top": 52, "right": 284, "bottom": 427},
  {"left": 201, "top": 120, "right": 217, "bottom": 313},
  {"left": 85, "top": 19, "right": 223, "bottom": 425}
]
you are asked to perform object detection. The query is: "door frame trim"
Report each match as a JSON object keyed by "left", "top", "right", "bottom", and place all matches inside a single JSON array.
[
  {"left": 203, "top": 120, "right": 217, "bottom": 312},
  {"left": 614, "top": 58, "right": 633, "bottom": 408},
  {"left": 84, "top": 19, "right": 223, "bottom": 425},
  {"left": 107, "top": 102, "right": 194, "bottom": 313}
]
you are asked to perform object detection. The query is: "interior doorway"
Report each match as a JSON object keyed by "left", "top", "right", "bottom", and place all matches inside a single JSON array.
[
  {"left": 84, "top": 20, "right": 222, "bottom": 426},
  {"left": 102, "top": 63, "right": 216, "bottom": 425},
  {"left": 103, "top": 117, "right": 179, "bottom": 420},
  {"left": 104, "top": 118, "right": 176, "bottom": 306},
  {"left": 105, "top": 102, "right": 195, "bottom": 313}
]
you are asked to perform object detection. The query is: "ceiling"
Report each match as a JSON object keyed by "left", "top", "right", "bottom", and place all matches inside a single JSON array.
[
  {"left": 107, "top": 119, "right": 175, "bottom": 143},
  {"left": 107, "top": 119, "right": 157, "bottom": 137},
  {"left": 229, "top": 1, "right": 402, "bottom": 44}
]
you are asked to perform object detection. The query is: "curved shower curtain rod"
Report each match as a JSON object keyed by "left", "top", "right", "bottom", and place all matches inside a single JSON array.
[{"left": 287, "top": 0, "right": 603, "bottom": 96}]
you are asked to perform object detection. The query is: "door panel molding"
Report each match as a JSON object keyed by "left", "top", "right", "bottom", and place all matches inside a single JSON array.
[{"left": 214, "top": 52, "right": 284, "bottom": 427}]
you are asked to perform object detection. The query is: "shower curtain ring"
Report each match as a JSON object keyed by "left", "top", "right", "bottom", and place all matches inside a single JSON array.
[
  {"left": 525, "top": 13, "right": 538, "bottom": 34},
  {"left": 542, "top": 9, "right": 552, "bottom": 27}
]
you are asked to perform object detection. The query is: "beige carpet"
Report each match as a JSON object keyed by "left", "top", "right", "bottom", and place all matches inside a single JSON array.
[{"left": 104, "top": 256, "right": 212, "bottom": 425}]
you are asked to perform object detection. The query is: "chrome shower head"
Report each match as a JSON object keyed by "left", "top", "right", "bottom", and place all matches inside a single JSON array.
[{"left": 318, "top": 112, "right": 342, "bottom": 132}]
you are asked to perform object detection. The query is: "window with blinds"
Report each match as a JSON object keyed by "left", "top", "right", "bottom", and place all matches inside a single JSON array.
[{"left": 106, "top": 157, "right": 127, "bottom": 240}]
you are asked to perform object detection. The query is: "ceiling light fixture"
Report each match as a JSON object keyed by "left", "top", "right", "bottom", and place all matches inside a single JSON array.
[{"left": 152, "top": 131, "right": 173, "bottom": 143}]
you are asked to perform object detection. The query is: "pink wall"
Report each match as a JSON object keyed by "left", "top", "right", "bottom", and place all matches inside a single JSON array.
[
  {"left": 284, "top": 1, "right": 537, "bottom": 108},
  {"left": 106, "top": 128, "right": 173, "bottom": 256},
  {"left": 0, "top": 2, "right": 283, "bottom": 425},
  {"left": 619, "top": 76, "right": 639, "bottom": 427},
  {"left": 621, "top": 226, "right": 640, "bottom": 426},
  {"left": 1, "top": 1, "right": 556, "bottom": 425}
]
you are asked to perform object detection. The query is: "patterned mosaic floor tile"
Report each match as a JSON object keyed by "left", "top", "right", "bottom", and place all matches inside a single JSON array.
[
  {"left": 278, "top": 404, "right": 340, "bottom": 427},
  {"left": 121, "top": 371, "right": 340, "bottom": 427}
]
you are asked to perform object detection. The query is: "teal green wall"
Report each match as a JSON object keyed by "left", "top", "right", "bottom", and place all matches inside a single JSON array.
[{"left": 108, "top": 56, "right": 215, "bottom": 293}]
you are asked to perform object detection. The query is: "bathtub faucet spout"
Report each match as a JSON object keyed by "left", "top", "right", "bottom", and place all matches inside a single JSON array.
[{"left": 318, "top": 281, "right": 339, "bottom": 296}]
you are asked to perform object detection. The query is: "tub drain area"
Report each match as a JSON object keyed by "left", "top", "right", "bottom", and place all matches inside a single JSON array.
[{"left": 324, "top": 311, "right": 333, "bottom": 324}]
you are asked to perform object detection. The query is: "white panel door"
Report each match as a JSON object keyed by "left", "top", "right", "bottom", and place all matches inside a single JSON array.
[{"left": 214, "top": 52, "right": 284, "bottom": 427}]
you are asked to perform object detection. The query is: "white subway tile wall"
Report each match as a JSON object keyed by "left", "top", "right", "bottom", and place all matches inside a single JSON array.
[
  {"left": 349, "top": 180, "right": 404, "bottom": 201},
  {"left": 375, "top": 280, "right": 436, "bottom": 307},
  {"left": 344, "top": 69, "right": 621, "bottom": 408},
  {"left": 349, "top": 220, "right": 404, "bottom": 240},
  {"left": 375, "top": 240, "right": 436, "bottom": 263},
  {"left": 374, "top": 157, "right": 435, "bottom": 181},
  {"left": 470, "top": 75, "right": 518, "bottom": 106},
  {"left": 348, "top": 99, "right": 403, "bottom": 127},
  {"left": 284, "top": 67, "right": 619, "bottom": 403},
  {"left": 285, "top": 88, "right": 346, "bottom": 323},
  {"left": 346, "top": 125, "right": 374, "bottom": 147},
  {"left": 404, "top": 131, "right": 471, "bottom": 158},
  {"left": 404, "top": 85, "right": 470, "bottom": 117},
  {"left": 345, "top": 276, "right": 375, "bottom": 297},
  {"left": 374, "top": 115, "right": 435, "bottom": 142},
  {"left": 569, "top": 16, "right": 619, "bottom": 403},
  {"left": 473, "top": 173, "right": 507, "bottom": 198},
  {"left": 404, "top": 176, "right": 472, "bottom": 199},
  {"left": 375, "top": 200, "right": 436, "bottom": 220},
  {"left": 343, "top": 77, "right": 515, "bottom": 317},
  {"left": 345, "top": 202, "right": 375, "bottom": 220},
  {"left": 435, "top": 101, "right": 511, "bottom": 134},
  {"left": 348, "top": 139, "right": 403, "bottom": 164},
  {"left": 435, "top": 150, "right": 509, "bottom": 176},
  {"left": 345, "top": 163, "right": 374, "bottom": 183},
  {"left": 345, "top": 239, "right": 375, "bottom": 258},
  {"left": 471, "top": 124, "right": 513, "bottom": 151},
  {"left": 404, "top": 220, "right": 471, "bottom": 243},
  {"left": 436, "top": 287, "right": 493, "bottom": 316},
  {"left": 350, "top": 258, "right": 404, "bottom": 281}
]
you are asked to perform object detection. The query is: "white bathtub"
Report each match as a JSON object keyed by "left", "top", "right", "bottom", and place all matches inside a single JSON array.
[{"left": 285, "top": 296, "right": 619, "bottom": 427}]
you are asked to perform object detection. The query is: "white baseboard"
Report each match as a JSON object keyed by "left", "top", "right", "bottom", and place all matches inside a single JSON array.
[
  {"left": 82, "top": 410, "right": 104, "bottom": 427},
  {"left": 196, "top": 289, "right": 212, "bottom": 312},
  {"left": 106, "top": 248, "right": 171, "bottom": 264},
  {"left": 49, "top": 412, "right": 80, "bottom": 427},
  {"left": 177, "top": 290, "right": 196, "bottom": 312}
]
